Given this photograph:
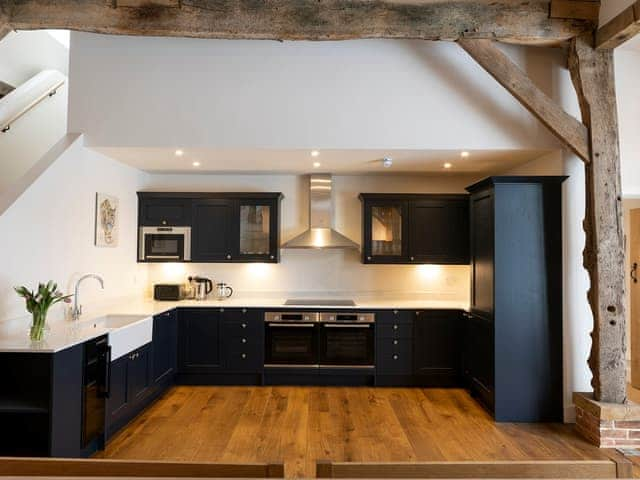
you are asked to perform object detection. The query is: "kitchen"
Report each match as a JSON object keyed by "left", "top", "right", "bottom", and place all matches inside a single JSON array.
[{"left": 0, "top": 6, "right": 639, "bottom": 479}]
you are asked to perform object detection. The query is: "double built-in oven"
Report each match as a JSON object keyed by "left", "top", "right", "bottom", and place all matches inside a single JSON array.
[{"left": 264, "top": 311, "right": 375, "bottom": 368}]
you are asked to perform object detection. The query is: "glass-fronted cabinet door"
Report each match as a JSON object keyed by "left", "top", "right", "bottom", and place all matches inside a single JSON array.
[
  {"left": 236, "top": 198, "right": 280, "bottom": 262},
  {"left": 361, "top": 197, "right": 408, "bottom": 263}
]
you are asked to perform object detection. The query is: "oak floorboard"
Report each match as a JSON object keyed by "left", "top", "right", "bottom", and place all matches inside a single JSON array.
[{"left": 100, "top": 386, "right": 616, "bottom": 479}]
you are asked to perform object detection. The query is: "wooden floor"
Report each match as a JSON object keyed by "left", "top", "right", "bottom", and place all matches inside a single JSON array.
[{"left": 99, "top": 386, "right": 616, "bottom": 478}]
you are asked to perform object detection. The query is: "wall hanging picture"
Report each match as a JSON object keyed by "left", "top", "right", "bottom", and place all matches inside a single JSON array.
[{"left": 95, "top": 193, "right": 119, "bottom": 247}]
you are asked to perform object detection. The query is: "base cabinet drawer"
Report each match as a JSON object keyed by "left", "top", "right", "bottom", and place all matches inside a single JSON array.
[
  {"left": 224, "top": 348, "right": 264, "bottom": 373},
  {"left": 376, "top": 339, "right": 413, "bottom": 375}
]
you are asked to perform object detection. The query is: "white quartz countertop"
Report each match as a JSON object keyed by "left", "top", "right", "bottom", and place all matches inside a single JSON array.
[{"left": 0, "top": 296, "right": 469, "bottom": 354}]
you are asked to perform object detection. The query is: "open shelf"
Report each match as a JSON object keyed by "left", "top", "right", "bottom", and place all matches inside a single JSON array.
[{"left": 0, "top": 397, "right": 49, "bottom": 414}]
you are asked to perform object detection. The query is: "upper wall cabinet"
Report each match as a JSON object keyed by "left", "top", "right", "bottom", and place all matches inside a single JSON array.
[
  {"left": 139, "top": 196, "right": 192, "bottom": 227},
  {"left": 359, "top": 194, "right": 469, "bottom": 265},
  {"left": 138, "top": 193, "right": 282, "bottom": 263}
]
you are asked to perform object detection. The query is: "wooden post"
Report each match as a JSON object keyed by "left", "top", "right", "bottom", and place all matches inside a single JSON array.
[
  {"left": 0, "top": 5, "right": 11, "bottom": 41},
  {"left": 569, "top": 34, "right": 627, "bottom": 404}
]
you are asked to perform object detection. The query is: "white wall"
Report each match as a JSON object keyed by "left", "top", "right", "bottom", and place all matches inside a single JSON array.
[
  {"left": 0, "top": 30, "right": 70, "bottom": 211},
  {"left": 616, "top": 49, "right": 640, "bottom": 196},
  {"left": 0, "top": 31, "right": 69, "bottom": 87},
  {"left": 600, "top": 0, "right": 636, "bottom": 25},
  {"left": 145, "top": 173, "right": 473, "bottom": 301},
  {"left": 68, "top": 33, "right": 565, "bottom": 151},
  {"left": 0, "top": 136, "right": 148, "bottom": 330}
]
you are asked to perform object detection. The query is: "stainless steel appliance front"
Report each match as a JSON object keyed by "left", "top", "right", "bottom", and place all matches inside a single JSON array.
[
  {"left": 139, "top": 226, "right": 191, "bottom": 262},
  {"left": 264, "top": 311, "right": 375, "bottom": 368}
]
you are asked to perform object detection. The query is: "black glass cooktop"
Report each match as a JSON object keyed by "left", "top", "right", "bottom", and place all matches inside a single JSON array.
[{"left": 284, "top": 299, "right": 357, "bottom": 307}]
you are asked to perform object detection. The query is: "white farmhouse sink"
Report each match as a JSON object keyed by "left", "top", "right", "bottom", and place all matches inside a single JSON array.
[{"left": 86, "top": 314, "right": 153, "bottom": 360}]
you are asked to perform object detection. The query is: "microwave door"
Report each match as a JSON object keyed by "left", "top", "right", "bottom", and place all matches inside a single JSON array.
[{"left": 144, "top": 234, "right": 185, "bottom": 261}]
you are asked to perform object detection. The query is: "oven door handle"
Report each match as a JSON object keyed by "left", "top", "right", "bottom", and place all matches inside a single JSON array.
[
  {"left": 267, "top": 323, "right": 316, "bottom": 328},
  {"left": 323, "top": 324, "right": 371, "bottom": 328},
  {"left": 146, "top": 255, "right": 181, "bottom": 259}
]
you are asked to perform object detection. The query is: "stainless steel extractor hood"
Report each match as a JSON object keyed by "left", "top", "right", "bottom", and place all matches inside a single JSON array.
[{"left": 282, "top": 174, "right": 359, "bottom": 249}]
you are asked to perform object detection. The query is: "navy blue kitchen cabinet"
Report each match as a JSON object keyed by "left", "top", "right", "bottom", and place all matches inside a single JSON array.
[
  {"left": 466, "top": 176, "right": 566, "bottom": 422},
  {"left": 105, "top": 343, "right": 152, "bottom": 440},
  {"left": 359, "top": 194, "right": 470, "bottom": 265},
  {"left": 0, "top": 338, "right": 107, "bottom": 458},
  {"left": 152, "top": 309, "right": 178, "bottom": 388},
  {"left": 177, "top": 308, "right": 264, "bottom": 384},
  {"left": 139, "top": 192, "right": 282, "bottom": 263},
  {"left": 413, "top": 310, "right": 463, "bottom": 387},
  {"left": 138, "top": 194, "right": 192, "bottom": 227},
  {"left": 192, "top": 199, "right": 235, "bottom": 262},
  {"left": 375, "top": 310, "right": 414, "bottom": 385}
]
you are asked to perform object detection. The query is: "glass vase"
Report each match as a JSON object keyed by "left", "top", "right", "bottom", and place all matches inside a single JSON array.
[{"left": 29, "top": 311, "right": 49, "bottom": 342}]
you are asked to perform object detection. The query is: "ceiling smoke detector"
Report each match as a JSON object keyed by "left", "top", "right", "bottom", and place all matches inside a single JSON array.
[{"left": 382, "top": 157, "right": 393, "bottom": 168}]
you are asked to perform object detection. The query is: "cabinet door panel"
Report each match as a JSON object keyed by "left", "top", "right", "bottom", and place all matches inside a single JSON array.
[
  {"left": 363, "top": 200, "right": 409, "bottom": 263},
  {"left": 409, "top": 199, "right": 469, "bottom": 264},
  {"left": 153, "top": 310, "right": 178, "bottom": 384},
  {"left": 105, "top": 357, "right": 128, "bottom": 430},
  {"left": 139, "top": 197, "right": 191, "bottom": 226},
  {"left": 237, "top": 200, "right": 279, "bottom": 262},
  {"left": 127, "top": 346, "right": 151, "bottom": 404},
  {"left": 178, "top": 309, "right": 223, "bottom": 373},
  {"left": 192, "top": 200, "right": 234, "bottom": 262},
  {"left": 471, "top": 191, "right": 495, "bottom": 316},
  {"left": 413, "top": 311, "right": 462, "bottom": 385}
]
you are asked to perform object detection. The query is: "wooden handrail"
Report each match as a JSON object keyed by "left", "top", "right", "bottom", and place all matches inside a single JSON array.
[
  {"left": 316, "top": 459, "right": 633, "bottom": 479},
  {"left": 0, "top": 457, "right": 285, "bottom": 478}
]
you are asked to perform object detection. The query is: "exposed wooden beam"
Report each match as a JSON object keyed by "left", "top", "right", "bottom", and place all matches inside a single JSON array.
[
  {"left": 458, "top": 39, "right": 590, "bottom": 162},
  {"left": 0, "top": 3, "right": 11, "bottom": 41},
  {"left": 551, "top": 0, "right": 601, "bottom": 21},
  {"left": 597, "top": 1, "right": 640, "bottom": 50},
  {"left": 569, "top": 34, "right": 627, "bottom": 404},
  {"left": 4, "top": 0, "right": 595, "bottom": 44}
]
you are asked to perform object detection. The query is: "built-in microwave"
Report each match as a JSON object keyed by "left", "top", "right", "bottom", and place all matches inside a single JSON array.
[{"left": 139, "top": 226, "right": 191, "bottom": 262}]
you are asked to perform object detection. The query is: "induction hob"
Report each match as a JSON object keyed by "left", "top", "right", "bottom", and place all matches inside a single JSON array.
[{"left": 284, "top": 299, "right": 357, "bottom": 307}]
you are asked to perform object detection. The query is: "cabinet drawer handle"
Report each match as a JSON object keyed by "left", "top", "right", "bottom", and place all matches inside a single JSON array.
[
  {"left": 241, "top": 353, "right": 247, "bottom": 359},
  {"left": 410, "top": 256, "right": 415, "bottom": 261},
  {"left": 220, "top": 308, "right": 224, "bottom": 313},
  {"left": 393, "top": 340, "right": 398, "bottom": 345},
  {"left": 367, "top": 256, "right": 372, "bottom": 261},
  {"left": 161, "top": 220, "right": 167, "bottom": 225},
  {"left": 393, "top": 354, "right": 399, "bottom": 360},
  {"left": 241, "top": 338, "right": 247, "bottom": 344},
  {"left": 393, "top": 324, "right": 399, "bottom": 330},
  {"left": 270, "top": 255, "right": 275, "bottom": 260},
  {"left": 241, "top": 323, "right": 247, "bottom": 328},
  {"left": 242, "top": 308, "right": 247, "bottom": 314},
  {"left": 226, "top": 254, "right": 232, "bottom": 260}
]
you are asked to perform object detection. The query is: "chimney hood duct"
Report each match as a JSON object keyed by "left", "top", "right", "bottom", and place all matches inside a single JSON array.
[{"left": 282, "top": 174, "right": 359, "bottom": 249}]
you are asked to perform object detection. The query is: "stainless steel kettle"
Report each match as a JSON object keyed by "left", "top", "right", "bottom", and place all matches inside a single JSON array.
[
  {"left": 192, "top": 276, "right": 213, "bottom": 301},
  {"left": 214, "top": 282, "right": 233, "bottom": 301}
]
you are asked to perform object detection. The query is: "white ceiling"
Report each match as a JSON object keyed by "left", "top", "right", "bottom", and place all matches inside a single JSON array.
[{"left": 94, "top": 148, "right": 552, "bottom": 175}]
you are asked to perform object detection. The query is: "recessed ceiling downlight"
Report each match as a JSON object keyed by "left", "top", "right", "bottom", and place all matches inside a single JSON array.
[
  {"left": 175, "top": 149, "right": 184, "bottom": 157},
  {"left": 192, "top": 161, "right": 200, "bottom": 167},
  {"left": 443, "top": 162, "right": 453, "bottom": 169},
  {"left": 311, "top": 150, "right": 320, "bottom": 157},
  {"left": 313, "top": 162, "right": 321, "bottom": 168},
  {"left": 461, "top": 151, "right": 470, "bottom": 158}
]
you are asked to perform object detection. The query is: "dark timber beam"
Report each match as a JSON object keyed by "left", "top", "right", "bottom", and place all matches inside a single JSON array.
[
  {"left": 597, "top": 1, "right": 640, "bottom": 50},
  {"left": 0, "top": 3, "right": 11, "bottom": 41},
  {"left": 551, "top": 0, "right": 601, "bottom": 21},
  {"left": 3, "top": 0, "right": 595, "bottom": 44},
  {"left": 569, "top": 34, "right": 627, "bottom": 404},
  {"left": 458, "top": 39, "right": 590, "bottom": 162}
]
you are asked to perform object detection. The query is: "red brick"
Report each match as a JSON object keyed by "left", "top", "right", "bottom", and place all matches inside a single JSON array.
[
  {"left": 614, "top": 420, "right": 640, "bottom": 429},
  {"left": 600, "top": 429, "right": 629, "bottom": 439},
  {"left": 628, "top": 430, "right": 640, "bottom": 439}
]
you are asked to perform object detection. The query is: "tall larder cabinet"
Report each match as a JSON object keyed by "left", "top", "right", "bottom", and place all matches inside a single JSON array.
[{"left": 466, "top": 176, "right": 566, "bottom": 422}]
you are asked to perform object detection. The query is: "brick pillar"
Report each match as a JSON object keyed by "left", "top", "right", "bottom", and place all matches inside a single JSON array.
[{"left": 575, "top": 392, "right": 640, "bottom": 448}]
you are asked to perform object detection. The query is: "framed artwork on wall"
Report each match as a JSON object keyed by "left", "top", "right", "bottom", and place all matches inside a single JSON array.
[{"left": 95, "top": 193, "right": 119, "bottom": 247}]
